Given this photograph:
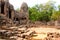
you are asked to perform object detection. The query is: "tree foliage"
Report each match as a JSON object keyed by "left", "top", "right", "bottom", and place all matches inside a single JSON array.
[
  {"left": 29, "top": 1, "right": 57, "bottom": 22},
  {"left": 51, "top": 11, "right": 60, "bottom": 20}
]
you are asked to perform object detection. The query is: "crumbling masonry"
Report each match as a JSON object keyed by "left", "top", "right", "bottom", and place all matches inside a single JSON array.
[{"left": 0, "top": 0, "right": 29, "bottom": 26}]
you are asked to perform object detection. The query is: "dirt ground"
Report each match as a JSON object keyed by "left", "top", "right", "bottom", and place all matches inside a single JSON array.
[{"left": 28, "top": 26, "right": 60, "bottom": 40}]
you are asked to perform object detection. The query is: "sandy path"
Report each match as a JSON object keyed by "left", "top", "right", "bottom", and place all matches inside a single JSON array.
[
  {"left": 30, "top": 27, "right": 60, "bottom": 33},
  {"left": 29, "top": 27, "right": 60, "bottom": 39}
]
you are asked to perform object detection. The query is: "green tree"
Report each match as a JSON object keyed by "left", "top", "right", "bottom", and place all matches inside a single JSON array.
[
  {"left": 58, "top": 5, "right": 60, "bottom": 11},
  {"left": 29, "top": 1, "right": 56, "bottom": 22},
  {"left": 29, "top": 7, "right": 40, "bottom": 21},
  {"left": 51, "top": 11, "right": 60, "bottom": 20}
]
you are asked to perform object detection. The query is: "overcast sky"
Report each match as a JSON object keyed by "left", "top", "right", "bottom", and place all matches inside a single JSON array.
[{"left": 9, "top": 0, "right": 60, "bottom": 9}]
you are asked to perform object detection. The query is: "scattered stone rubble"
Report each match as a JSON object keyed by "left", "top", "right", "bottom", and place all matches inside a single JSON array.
[
  {"left": 0, "top": 26, "right": 36, "bottom": 40},
  {"left": 44, "top": 33, "right": 60, "bottom": 40}
]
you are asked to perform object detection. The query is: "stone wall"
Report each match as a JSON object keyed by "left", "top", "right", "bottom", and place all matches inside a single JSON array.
[{"left": 0, "top": 0, "right": 29, "bottom": 26}]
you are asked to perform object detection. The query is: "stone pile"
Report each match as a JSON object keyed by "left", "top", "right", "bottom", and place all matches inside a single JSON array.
[
  {"left": 44, "top": 33, "right": 60, "bottom": 40},
  {"left": 0, "top": 26, "right": 35, "bottom": 40}
]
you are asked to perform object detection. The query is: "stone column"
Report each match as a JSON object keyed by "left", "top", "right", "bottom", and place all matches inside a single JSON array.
[
  {"left": 0, "top": 0, "right": 1, "bottom": 14},
  {"left": 5, "top": 2, "right": 9, "bottom": 17}
]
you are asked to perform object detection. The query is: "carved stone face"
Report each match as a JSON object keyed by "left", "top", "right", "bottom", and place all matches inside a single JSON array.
[
  {"left": 21, "top": 2, "right": 28, "bottom": 12},
  {"left": 22, "top": 6, "right": 28, "bottom": 12}
]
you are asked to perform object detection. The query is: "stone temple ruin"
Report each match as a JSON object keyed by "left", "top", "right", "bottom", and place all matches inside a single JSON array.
[
  {"left": 0, "top": 0, "right": 35, "bottom": 40},
  {"left": 0, "top": 0, "right": 29, "bottom": 27}
]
